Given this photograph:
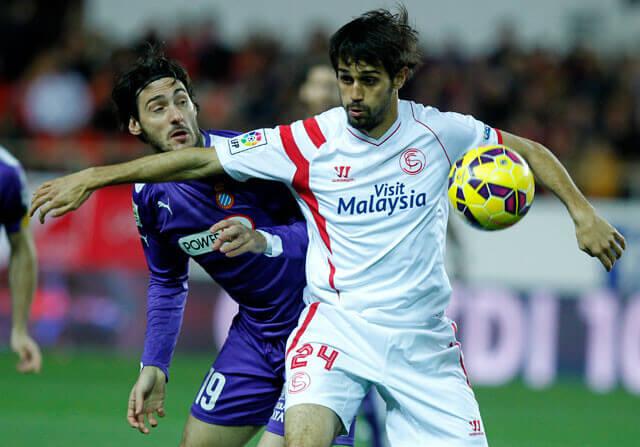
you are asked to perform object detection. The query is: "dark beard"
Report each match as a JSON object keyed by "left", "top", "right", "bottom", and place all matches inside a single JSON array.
[
  {"left": 346, "top": 89, "right": 393, "bottom": 133},
  {"left": 142, "top": 128, "right": 204, "bottom": 153}
]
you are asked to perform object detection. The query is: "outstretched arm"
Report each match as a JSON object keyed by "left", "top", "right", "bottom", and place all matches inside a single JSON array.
[
  {"left": 8, "top": 225, "right": 42, "bottom": 373},
  {"left": 501, "top": 131, "right": 626, "bottom": 271},
  {"left": 30, "top": 147, "right": 223, "bottom": 222}
]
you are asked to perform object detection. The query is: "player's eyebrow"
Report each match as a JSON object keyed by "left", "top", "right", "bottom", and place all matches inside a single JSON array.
[
  {"left": 338, "top": 68, "right": 381, "bottom": 75},
  {"left": 145, "top": 94, "right": 166, "bottom": 108},
  {"left": 145, "top": 88, "right": 188, "bottom": 108}
]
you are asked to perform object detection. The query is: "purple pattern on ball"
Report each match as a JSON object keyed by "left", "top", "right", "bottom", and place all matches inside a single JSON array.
[
  {"left": 506, "top": 150, "right": 523, "bottom": 165},
  {"left": 488, "top": 183, "right": 512, "bottom": 197},
  {"left": 457, "top": 202, "right": 466, "bottom": 212},
  {"left": 478, "top": 184, "right": 490, "bottom": 199},
  {"left": 468, "top": 178, "right": 482, "bottom": 190},
  {"left": 480, "top": 156, "right": 494, "bottom": 164},
  {"left": 456, "top": 187, "right": 465, "bottom": 201},
  {"left": 517, "top": 191, "right": 527, "bottom": 214},
  {"left": 483, "top": 148, "right": 504, "bottom": 156},
  {"left": 505, "top": 192, "right": 517, "bottom": 214}
]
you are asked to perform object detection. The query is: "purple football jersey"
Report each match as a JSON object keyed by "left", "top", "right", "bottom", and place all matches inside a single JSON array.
[
  {"left": 0, "top": 147, "right": 28, "bottom": 234},
  {"left": 135, "top": 130, "right": 308, "bottom": 378}
]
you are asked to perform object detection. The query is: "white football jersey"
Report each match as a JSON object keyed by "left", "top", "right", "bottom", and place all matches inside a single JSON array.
[{"left": 216, "top": 99, "right": 501, "bottom": 326}]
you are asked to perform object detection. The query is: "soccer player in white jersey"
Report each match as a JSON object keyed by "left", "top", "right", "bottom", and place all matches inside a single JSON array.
[{"left": 32, "top": 7, "right": 626, "bottom": 447}]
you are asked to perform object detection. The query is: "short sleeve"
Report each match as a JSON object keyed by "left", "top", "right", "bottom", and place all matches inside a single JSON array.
[
  {"left": 412, "top": 104, "right": 501, "bottom": 165},
  {"left": 438, "top": 111, "right": 501, "bottom": 163},
  {"left": 214, "top": 127, "right": 297, "bottom": 184},
  {"left": 0, "top": 165, "right": 28, "bottom": 234}
]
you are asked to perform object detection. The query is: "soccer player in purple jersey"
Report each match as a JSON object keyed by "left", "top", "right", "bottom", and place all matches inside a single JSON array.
[
  {"left": 0, "top": 147, "right": 41, "bottom": 374},
  {"left": 77, "top": 50, "right": 354, "bottom": 447}
]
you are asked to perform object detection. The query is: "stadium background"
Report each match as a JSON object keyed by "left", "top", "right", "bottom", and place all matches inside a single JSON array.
[{"left": 0, "top": 0, "right": 639, "bottom": 445}]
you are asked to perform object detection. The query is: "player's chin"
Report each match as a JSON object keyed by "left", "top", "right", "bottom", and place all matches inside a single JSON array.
[{"left": 348, "top": 116, "right": 370, "bottom": 129}]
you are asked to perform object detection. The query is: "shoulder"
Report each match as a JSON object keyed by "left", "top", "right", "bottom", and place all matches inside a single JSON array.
[
  {"left": 131, "top": 182, "right": 161, "bottom": 209},
  {"left": 402, "top": 100, "right": 483, "bottom": 134},
  {"left": 0, "top": 150, "right": 26, "bottom": 192},
  {"left": 313, "top": 107, "right": 345, "bottom": 139}
]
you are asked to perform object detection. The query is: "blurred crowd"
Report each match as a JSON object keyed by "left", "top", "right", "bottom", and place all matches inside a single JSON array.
[{"left": 1, "top": 0, "right": 639, "bottom": 197}]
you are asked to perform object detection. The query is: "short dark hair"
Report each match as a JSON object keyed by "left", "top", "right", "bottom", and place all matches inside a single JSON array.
[
  {"left": 112, "top": 46, "right": 198, "bottom": 129},
  {"left": 329, "top": 6, "right": 422, "bottom": 79}
]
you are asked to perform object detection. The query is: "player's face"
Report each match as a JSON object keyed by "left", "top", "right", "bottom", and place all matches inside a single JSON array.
[
  {"left": 337, "top": 59, "right": 402, "bottom": 138},
  {"left": 129, "top": 77, "right": 201, "bottom": 152}
]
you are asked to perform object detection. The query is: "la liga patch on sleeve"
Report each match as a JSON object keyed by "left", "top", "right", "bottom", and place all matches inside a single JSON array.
[{"left": 228, "top": 130, "right": 267, "bottom": 155}]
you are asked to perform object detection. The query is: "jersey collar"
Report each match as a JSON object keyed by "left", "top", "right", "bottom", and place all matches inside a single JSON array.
[{"left": 346, "top": 110, "right": 402, "bottom": 147}]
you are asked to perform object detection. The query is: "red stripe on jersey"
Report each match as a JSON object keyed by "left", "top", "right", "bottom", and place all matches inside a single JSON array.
[
  {"left": 279, "top": 124, "right": 332, "bottom": 253},
  {"left": 303, "top": 117, "right": 326, "bottom": 148},
  {"left": 279, "top": 124, "right": 340, "bottom": 296},
  {"left": 286, "top": 302, "right": 320, "bottom": 358},
  {"left": 409, "top": 102, "right": 452, "bottom": 166},
  {"left": 495, "top": 128, "right": 504, "bottom": 144},
  {"left": 455, "top": 341, "right": 472, "bottom": 388},
  {"left": 328, "top": 258, "right": 340, "bottom": 296}
]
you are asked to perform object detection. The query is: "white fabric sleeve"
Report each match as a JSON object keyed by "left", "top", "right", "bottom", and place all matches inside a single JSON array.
[
  {"left": 214, "top": 127, "right": 297, "bottom": 184},
  {"left": 438, "top": 111, "right": 501, "bottom": 164},
  {"left": 256, "top": 230, "right": 283, "bottom": 257}
]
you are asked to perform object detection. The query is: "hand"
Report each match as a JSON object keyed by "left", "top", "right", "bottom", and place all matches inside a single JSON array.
[
  {"left": 209, "top": 219, "right": 267, "bottom": 257},
  {"left": 10, "top": 329, "right": 42, "bottom": 374},
  {"left": 29, "top": 169, "right": 96, "bottom": 223},
  {"left": 127, "top": 366, "right": 167, "bottom": 435},
  {"left": 574, "top": 209, "right": 626, "bottom": 272}
]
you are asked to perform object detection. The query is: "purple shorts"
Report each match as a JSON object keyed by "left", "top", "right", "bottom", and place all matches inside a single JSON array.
[{"left": 190, "top": 322, "right": 355, "bottom": 445}]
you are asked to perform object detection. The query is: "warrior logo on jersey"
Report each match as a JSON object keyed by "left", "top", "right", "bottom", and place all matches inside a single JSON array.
[
  {"left": 216, "top": 192, "right": 235, "bottom": 209},
  {"left": 399, "top": 148, "right": 426, "bottom": 175},
  {"left": 228, "top": 130, "right": 267, "bottom": 154}
]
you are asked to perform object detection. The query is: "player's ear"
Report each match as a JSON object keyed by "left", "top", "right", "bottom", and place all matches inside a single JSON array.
[
  {"left": 129, "top": 117, "right": 142, "bottom": 136},
  {"left": 392, "top": 67, "right": 409, "bottom": 90}
]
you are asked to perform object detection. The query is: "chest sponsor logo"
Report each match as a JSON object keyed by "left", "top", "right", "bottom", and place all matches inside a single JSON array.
[
  {"left": 179, "top": 230, "right": 221, "bottom": 256},
  {"left": 215, "top": 192, "right": 235, "bottom": 209},
  {"left": 333, "top": 165, "right": 354, "bottom": 182},
  {"left": 337, "top": 181, "right": 427, "bottom": 217},
  {"left": 228, "top": 130, "right": 267, "bottom": 155},
  {"left": 178, "top": 216, "right": 254, "bottom": 256},
  {"left": 399, "top": 148, "right": 426, "bottom": 175}
]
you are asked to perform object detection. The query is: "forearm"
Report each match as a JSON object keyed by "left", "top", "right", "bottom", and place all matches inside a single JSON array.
[
  {"left": 502, "top": 132, "right": 592, "bottom": 222},
  {"left": 86, "top": 147, "right": 223, "bottom": 190},
  {"left": 141, "top": 281, "right": 188, "bottom": 380},
  {"left": 8, "top": 233, "right": 37, "bottom": 333}
]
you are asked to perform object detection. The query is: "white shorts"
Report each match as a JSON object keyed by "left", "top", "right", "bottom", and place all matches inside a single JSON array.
[{"left": 284, "top": 302, "right": 488, "bottom": 447}]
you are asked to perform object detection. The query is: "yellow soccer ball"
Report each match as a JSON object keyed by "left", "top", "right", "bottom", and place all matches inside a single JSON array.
[{"left": 448, "top": 145, "right": 535, "bottom": 230}]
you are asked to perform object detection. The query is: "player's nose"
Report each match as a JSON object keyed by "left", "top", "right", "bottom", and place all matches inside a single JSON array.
[
  {"left": 167, "top": 105, "right": 185, "bottom": 124},
  {"left": 351, "top": 82, "right": 364, "bottom": 101}
]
